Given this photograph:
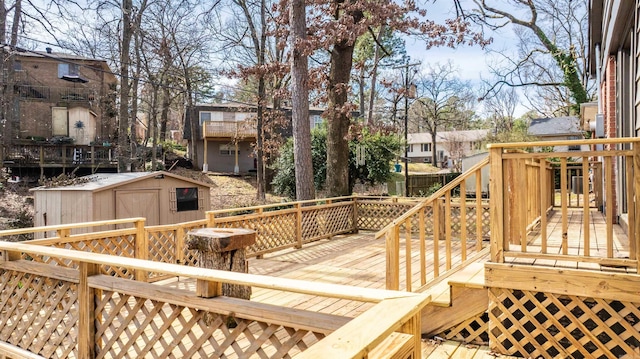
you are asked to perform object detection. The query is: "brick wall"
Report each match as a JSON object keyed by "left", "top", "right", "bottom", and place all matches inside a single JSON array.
[{"left": 603, "top": 56, "right": 618, "bottom": 222}]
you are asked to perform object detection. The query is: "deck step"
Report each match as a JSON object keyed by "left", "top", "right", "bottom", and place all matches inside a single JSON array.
[
  {"left": 420, "top": 261, "right": 488, "bottom": 336},
  {"left": 426, "top": 262, "right": 486, "bottom": 307}
]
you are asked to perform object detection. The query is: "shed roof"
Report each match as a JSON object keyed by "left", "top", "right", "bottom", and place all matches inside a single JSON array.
[
  {"left": 31, "top": 171, "right": 212, "bottom": 193},
  {"left": 529, "top": 116, "right": 582, "bottom": 137}
]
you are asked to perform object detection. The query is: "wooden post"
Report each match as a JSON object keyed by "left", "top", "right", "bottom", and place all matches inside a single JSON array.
[
  {"left": 626, "top": 155, "right": 636, "bottom": 261},
  {"left": 385, "top": 226, "right": 400, "bottom": 290},
  {"left": 134, "top": 219, "right": 148, "bottom": 282},
  {"left": 78, "top": 261, "right": 99, "bottom": 358},
  {"left": 404, "top": 217, "right": 412, "bottom": 292},
  {"left": 186, "top": 228, "right": 256, "bottom": 299},
  {"left": 489, "top": 146, "right": 505, "bottom": 263},
  {"left": 445, "top": 193, "right": 452, "bottom": 270},
  {"left": 399, "top": 313, "right": 421, "bottom": 359},
  {"left": 475, "top": 168, "right": 483, "bottom": 251},
  {"left": 352, "top": 197, "right": 359, "bottom": 233},
  {"left": 295, "top": 203, "right": 303, "bottom": 249},
  {"left": 561, "top": 158, "right": 568, "bottom": 255},
  {"left": 460, "top": 179, "right": 467, "bottom": 262},
  {"left": 583, "top": 158, "right": 590, "bottom": 256},
  {"left": 540, "top": 160, "right": 548, "bottom": 254},
  {"left": 206, "top": 212, "right": 216, "bottom": 228},
  {"left": 605, "top": 156, "right": 613, "bottom": 258},
  {"left": 433, "top": 201, "right": 440, "bottom": 277},
  {"left": 419, "top": 208, "right": 426, "bottom": 286},
  {"left": 175, "top": 226, "right": 185, "bottom": 265},
  {"left": 634, "top": 142, "right": 640, "bottom": 272}
]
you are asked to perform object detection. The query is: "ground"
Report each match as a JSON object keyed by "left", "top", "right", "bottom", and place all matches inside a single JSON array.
[{"left": 0, "top": 169, "right": 282, "bottom": 234}]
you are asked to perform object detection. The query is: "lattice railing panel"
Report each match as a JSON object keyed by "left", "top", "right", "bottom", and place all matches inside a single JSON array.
[
  {"left": 213, "top": 213, "right": 297, "bottom": 257},
  {"left": 357, "top": 201, "right": 415, "bottom": 230},
  {"left": 437, "top": 312, "right": 489, "bottom": 345},
  {"left": 489, "top": 288, "right": 640, "bottom": 359},
  {"left": 148, "top": 230, "right": 176, "bottom": 264},
  {"left": 301, "top": 204, "right": 354, "bottom": 242},
  {"left": 26, "top": 235, "right": 136, "bottom": 279},
  {"left": 0, "top": 269, "right": 78, "bottom": 359},
  {"left": 95, "top": 290, "right": 326, "bottom": 359}
]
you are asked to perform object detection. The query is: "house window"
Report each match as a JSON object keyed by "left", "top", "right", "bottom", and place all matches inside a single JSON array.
[
  {"left": 176, "top": 187, "right": 199, "bottom": 211},
  {"left": 408, "top": 144, "right": 413, "bottom": 152},
  {"left": 311, "top": 115, "right": 323, "bottom": 128},
  {"left": 220, "top": 144, "right": 237, "bottom": 156},
  {"left": 200, "top": 112, "right": 211, "bottom": 125},
  {"left": 58, "top": 63, "right": 86, "bottom": 82},
  {"left": 421, "top": 143, "right": 431, "bottom": 152},
  {"left": 223, "top": 112, "right": 235, "bottom": 121}
]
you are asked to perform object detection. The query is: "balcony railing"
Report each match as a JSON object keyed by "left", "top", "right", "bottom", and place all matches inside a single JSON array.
[
  {"left": 202, "top": 120, "right": 256, "bottom": 139},
  {"left": 2, "top": 143, "right": 116, "bottom": 168},
  {"left": 15, "top": 85, "right": 97, "bottom": 103}
]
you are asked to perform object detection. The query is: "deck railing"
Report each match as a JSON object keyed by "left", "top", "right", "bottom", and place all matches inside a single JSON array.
[
  {"left": 2, "top": 197, "right": 418, "bottom": 283},
  {"left": 3, "top": 143, "right": 116, "bottom": 167},
  {"left": 489, "top": 138, "right": 640, "bottom": 271},
  {"left": 376, "top": 157, "right": 491, "bottom": 292},
  {"left": 202, "top": 120, "right": 257, "bottom": 138},
  {"left": 0, "top": 240, "right": 430, "bottom": 358}
]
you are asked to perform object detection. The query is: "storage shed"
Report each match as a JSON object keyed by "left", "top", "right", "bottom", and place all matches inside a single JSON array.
[{"left": 31, "top": 171, "right": 212, "bottom": 236}]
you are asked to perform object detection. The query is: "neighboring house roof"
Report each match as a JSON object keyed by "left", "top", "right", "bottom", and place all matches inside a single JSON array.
[
  {"left": 408, "top": 129, "right": 489, "bottom": 144},
  {"left": 14, "top": 48, "right": 117, "bottom": 83},
  {"left": 528, "top": 116, "right": 582, "bottom": 137},
  {"left": 194, "top": 102, "right": 326, "bottom": 113},
  {"left": 30, "top": 171, "right": 212, "bottom": 193}
]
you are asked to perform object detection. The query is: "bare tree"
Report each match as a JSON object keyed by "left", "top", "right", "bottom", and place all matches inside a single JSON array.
[
  {"left": 473, "top": 0, "right": 593, "bottom": 115},
  {"left": 483, "top": 86, "right": 518, "bottom": 133},
  {"left": 409, "top": 62, "right": 475, "bottom": 166}
]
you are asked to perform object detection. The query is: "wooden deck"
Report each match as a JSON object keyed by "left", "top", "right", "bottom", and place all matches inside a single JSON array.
[{"left": 422, "top": 340, "right": 522, "bottom": 358}]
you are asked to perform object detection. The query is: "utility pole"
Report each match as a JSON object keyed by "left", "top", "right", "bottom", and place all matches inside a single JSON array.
[{"left": 393, "top": 59, "right": 420, "bottom": 197}]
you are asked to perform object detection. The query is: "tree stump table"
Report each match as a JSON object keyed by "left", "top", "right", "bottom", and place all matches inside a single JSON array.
[{"left": 186, "top": 228, "right": 256, "bottom": 300}]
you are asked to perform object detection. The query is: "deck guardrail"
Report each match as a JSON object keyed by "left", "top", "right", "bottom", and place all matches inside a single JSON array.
[
  {"left": 376, "top": 157, "right": 491, "bottom": 292},
  {"left": 488, "top": 138, "right": 640, "bottom": 271},
  {"left": 0, "top": 240, "right": 430, "bottom": 358}
]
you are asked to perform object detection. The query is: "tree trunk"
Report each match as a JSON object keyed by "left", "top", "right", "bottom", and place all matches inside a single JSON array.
[
  {"left": 358, "top": 66, "right": 365, "bottom": 119},
  {"left": 326, "top": 43, "right": 355, "bottom": 197},
  {"left": 367, "top": 26, "right": 383, "bottom": 125},
  {"left": 289, "top": 0, "right": 314, "bottom": 200},
  {"left": 431, "top": 132, "right": 437, "bottom": 167},
  {"left": 118, "top": 0, "right": 133, "bottom": 172},
  {"left": 255, "top": 0, "right": 267, "bottom": 200}
]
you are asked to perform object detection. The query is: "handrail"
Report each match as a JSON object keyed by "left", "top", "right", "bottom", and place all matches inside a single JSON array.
[
  {"left": 375, "top": 156, "right": 490, "bottom": 240},
  {"left": 0, "top": 217, "right": 143, "bottom": 236},
  {"left": 487, "top": 137, "right": 639, "bottom": 149},
  {"left": 381, "top": 156, "right": 491, "bottom": 291},
  {"left": 0, "top": 241, "right": 409, "bottom": 303}
]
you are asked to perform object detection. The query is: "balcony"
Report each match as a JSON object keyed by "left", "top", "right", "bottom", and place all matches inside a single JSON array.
[
  {"left": 202, "top": 120, "right": 257, "bottom": 139},
  {"left": 15, "top": 85, "right": 97, "bottom": 103}
]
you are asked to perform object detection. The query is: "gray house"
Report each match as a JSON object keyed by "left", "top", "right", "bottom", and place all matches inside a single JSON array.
[{"left": 528, "top": 116, "right": 587, "bottom": 151}]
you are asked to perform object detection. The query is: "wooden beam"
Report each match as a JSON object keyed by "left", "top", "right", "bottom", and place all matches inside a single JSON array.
[
  {"left": 583, "top": 158, "right": 590, "bottom": 256},
  {"left": 78, "top": 262, "right": 99, "bottom": 358},
  {"left": 561, "top": 158, "right": 568, "bottom": 255},
  {"left": 634, "top": 143, "right": 640, "bottom": 272},
  {"left": 605, "top": 156, "right": 613, "bottom": 258},
  {"left": 295, "top": 295, "right": 430, "bottom": 359},
  {"left": 489, "top": 147, "right": 504, "bottom": 263},
  {"left": 485, "top": 263, "right": 640, "bottom": 303},
  {"left": 386, "top": 226, "right": 400, "bottom": 291},
  {"left": 0, "top": 241, "right": 407, "bottom": 303}
]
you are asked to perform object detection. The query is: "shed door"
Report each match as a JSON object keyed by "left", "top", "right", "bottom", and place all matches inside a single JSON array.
[
  {"left": 52, "top": 107, "right": 68, "bottom": 136},
  {"left": 115, "top": 190, "right": 160, "bottom": 226}
]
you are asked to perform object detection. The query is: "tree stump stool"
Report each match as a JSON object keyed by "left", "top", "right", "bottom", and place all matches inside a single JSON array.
[{"left": 186, "top": 228, "right": 256, "bottom": 300}]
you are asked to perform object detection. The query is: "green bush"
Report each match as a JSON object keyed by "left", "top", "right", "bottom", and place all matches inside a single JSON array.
[{"left": 271, "top": 127, "right": 400, "bottom": 198}]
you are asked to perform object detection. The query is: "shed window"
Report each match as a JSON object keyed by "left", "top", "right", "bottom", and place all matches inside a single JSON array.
[{"left": 176, "top": 187, "right": 198, "bottom": 211}]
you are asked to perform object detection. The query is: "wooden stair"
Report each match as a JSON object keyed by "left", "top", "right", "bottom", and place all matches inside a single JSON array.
[{"left": 419, "top": 261, "right": 488, "bottom": 336}]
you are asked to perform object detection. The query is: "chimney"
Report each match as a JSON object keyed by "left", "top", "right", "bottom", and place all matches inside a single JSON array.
[{"left": 45, "top": 47, "right": 52, "bottom": 54}]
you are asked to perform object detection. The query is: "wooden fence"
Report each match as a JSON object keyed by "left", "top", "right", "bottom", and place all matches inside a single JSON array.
[
  {"left": 376, "top": 157, "right": 491, "bottom": 292},
  {"left": 407, "top": 172, "right": 461, "bottom": 196},
  {"left": 0, "top": 240, "right": 430, "bottom": 359},
  {"left": 489, "top": 138, "right": 640, "bottom": 271}
]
